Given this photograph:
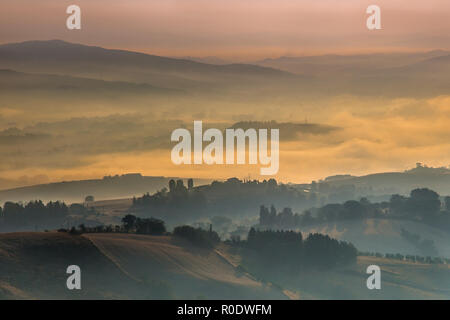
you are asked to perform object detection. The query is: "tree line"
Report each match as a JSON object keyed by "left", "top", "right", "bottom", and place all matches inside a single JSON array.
[
  {"left": 131, "top": 177, "right": 312, "bottom": 223},
  {"left": 61, "top": 213, "right": 221, "bottom": 249},
  {"left": 258, "top": 188, "right": 450, "bottom": 231},
  {"left": 0, "top": 200, "right": 69, "bottom": 231},
  {"left": 61, "top": 212, "right": 355, "bottom": 269},
  {"left": 0, "top": 200, "right": 100, "bottom": 232},
  {"left": 358, "top": 251, "right": 449, "bottom": 265},
  {"left": 234, "top": 228, "right": 357, "bottom": 271}
]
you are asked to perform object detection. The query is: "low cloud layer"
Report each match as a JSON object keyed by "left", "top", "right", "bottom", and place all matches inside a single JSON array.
[{"left": 1, "top": 94, "right": 450, "bottom": 187}]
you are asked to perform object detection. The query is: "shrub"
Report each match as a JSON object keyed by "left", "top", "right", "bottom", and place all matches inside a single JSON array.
[
  {"left": 135, "top": 217, "right": 166, "bottom": 235},
  {"left": 173, "top": 225, "right": 220, "bottom": 248}
]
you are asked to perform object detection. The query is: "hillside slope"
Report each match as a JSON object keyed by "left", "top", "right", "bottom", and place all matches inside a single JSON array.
[
  {"left": 0, "top": 232, "right": 285, "bottom": 299},
  {"left": 0, "top": 232, "right": 137, "bottom": 299},
  {"left": 0, "top": 175, "right": 211, "bottom": 204},
  {"left": 85, "top": 233, "right": 286, "bottom": 299},
  {"left": 0, "top": 40, "right": 293, "bottom": 89},
  {"left": 0, "top": 69, "right": 177, "bottom": 94},
  {"left": 0, "top": 232, "right": 448, "bottom": 299},
  {"left": 297, "top": 218, "right": 450, "bottom": 257},
  {"left": 280, "top": 256, "right": 450, "bottom": 299}
]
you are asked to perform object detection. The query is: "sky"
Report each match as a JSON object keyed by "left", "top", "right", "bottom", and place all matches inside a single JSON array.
[{"left": 1, "top": 0, "right": 450, "bottom": 60}]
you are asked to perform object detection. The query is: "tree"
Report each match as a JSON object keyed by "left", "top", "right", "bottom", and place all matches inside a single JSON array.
[
  {"left": 318, "top": 203, "right": 341, "bottom": 221},
  {"left": 122, "top": 214, "right": 137, "bottom": 232},
  {"left": 269, "top": 205, "right": 277, "bottom": 224},
  {"left": 389, "top": 194, "right": 408, "bottom": 216},
  {"left": 342, "top": 200, "right": 365, "bottom": 219},
  {"left": 173, "top": 225, "right": 220, "bottom": 248},
  {"left": 445, "top": 196, "right": 450, "bottom": 211},
  {"left": 267, "top": 178, "right": 277, "bottom": 189},
  {"left": 248, "top": 227, "right": 256, "bottom": 243},
  {"left": 360, "top": 197, "right": 371, "bottom": 206},
  {"left": 168, "top": 179, "right": 176, "bottom": 193},
  {"left": 135, "top": 217, "right": 166, "bottom": 235},
  {"left": 2, "top": 202, "right": 25, "bottom": 228},
  {"left": 303, "top": 233, "right": 357, "bottom": 268},
  {"left": 176, "top": 180, "right": 186, "bottom": 193},
  {"left": 243, "top": 229, "right": 355, "bottom": 271},
  {"left": 407, "top": 188, "right": 441, "bottom": 220},
  {"left": 278, "top": 207, "right": 295, "bottom": 227},
  {"left": 84, "top": 195, "right": 95, "bottom": 203},
  {"left": 78, "top": 224, "right": 86, "bottom": 233},
  {"left": 188, "top": 178, "right": 194, "bottom": 189},
  {"left": 259, "top": 205, "right": 270, "bottom": 226}
]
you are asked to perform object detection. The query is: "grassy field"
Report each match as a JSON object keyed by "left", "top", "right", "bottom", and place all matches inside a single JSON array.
[
  {"left": 85, "top": 198, "right": 133, "bottom": 225},
  {"left": 0, "top": 232, "right": 286, "bottom": 299},
  {"left": 0, "top": 231, "right": 448, "bottom": 299},
  {"left": 254, "top": 255, "right": 450, "bottom": 300}
]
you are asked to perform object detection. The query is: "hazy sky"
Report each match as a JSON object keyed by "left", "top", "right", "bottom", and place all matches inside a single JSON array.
[{"left": 1, "top": 0, "right": 450, "bottom": 59}]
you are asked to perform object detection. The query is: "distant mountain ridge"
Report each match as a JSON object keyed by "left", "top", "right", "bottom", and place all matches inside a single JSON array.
[
  {"left": 253, "top": 51, "right": 450, "bottom": 75},
  {"left": 0, "top": 40, "right": 292, "bottom": 87},
  {"left": 2, "top": 40, "right": 450, "bottom": 97},
  {"left": 0, "top": 68, "right": 177, "bottom": 93}
]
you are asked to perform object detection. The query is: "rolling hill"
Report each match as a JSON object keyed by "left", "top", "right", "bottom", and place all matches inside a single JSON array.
[
  {"left": 0, "top": 174, "right": 212, "bottom": 204},
  {"left": 283, "top": 255, "right": 450, "bottom": 299},
  {"left": 0, "top": 232, "right": 286, "bottom": 299},
  {"left": 0, "top": 231, "right": 448, "bottom": 299},
  {"left": 254, "top": 51, "right": 450, "bottom": 97},
  {"left": 0, "top": 69, "right": 177, "bottom": 94},
  {"left": 254, "top": 51, "right": 450, "bottom": 76},
  {"left": 0, "top": 40, "right": 293, "bottom": 89},
  {"left": 297, "top": 218, "right": 450, "bottom": 258},
  {"left": 315, "top": 165, "right": 450, "bottom": 198},
  {"left": 2, "top": 40, "right": 450, "bottom": 100}
]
